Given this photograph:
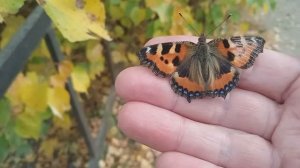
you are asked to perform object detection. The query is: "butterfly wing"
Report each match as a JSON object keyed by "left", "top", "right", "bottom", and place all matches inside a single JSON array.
[
  {"left": 137, "top": 42, "right": 196, "bottom": 77},
  {"left": 171, "top": 54, "right": 239, "bottom": 103},
  {"left": 208, "top": 36, "right": 265, "bottom": 69}
]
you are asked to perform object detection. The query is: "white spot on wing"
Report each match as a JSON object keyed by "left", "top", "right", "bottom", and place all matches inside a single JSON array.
[
  {"left": 157, "top": 44, "right": 163, "bottom": 55},
  {"left": 169, "top": 43, "right": 176, "bottom": 54},
  {"left": 146, "top": 47, "right": 151, "bottom": 53}
]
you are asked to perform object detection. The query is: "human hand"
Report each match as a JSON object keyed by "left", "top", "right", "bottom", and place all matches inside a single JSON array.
[{"left": 115, "top": 36, "right": 300, "bottom": 168}]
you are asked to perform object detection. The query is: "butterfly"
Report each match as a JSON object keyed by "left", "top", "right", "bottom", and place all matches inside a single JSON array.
[{"left": 137, "top": 33, "right": 265, "bottom": 103}]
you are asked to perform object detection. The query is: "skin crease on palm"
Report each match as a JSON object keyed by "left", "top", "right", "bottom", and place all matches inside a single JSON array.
[{"left": 115, "top": 36, "right": 300, "bottom": 168}]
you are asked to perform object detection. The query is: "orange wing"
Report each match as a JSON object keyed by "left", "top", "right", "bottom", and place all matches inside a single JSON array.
[
  {"left": 208, "top": 36, "right": 265, "bottom": 69},
  {"left": 171, "top": 60, "right": 239, "bottom": 103},
  {"left": 137, "top": 42, "right": 196, "bottom": 77}
]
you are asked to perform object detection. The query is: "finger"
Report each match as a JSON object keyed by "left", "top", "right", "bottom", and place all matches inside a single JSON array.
[
  {"left": 118, "top": 102, "right": 278, "bottom": 168},
  {"left": 145, "top": 36, "right": 300, "bottom": 102},
  {"left": 115, "top": 67, "right": 281, "bottom": 139},
  {"left": 156, "top": 152, "right": 221, "bottom": 168}
]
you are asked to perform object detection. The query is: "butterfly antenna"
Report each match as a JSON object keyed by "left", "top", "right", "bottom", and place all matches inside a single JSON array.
[
  {"left": 207, "top": 14, "right": 232, "bottom": 35},
  {"left": 179, "top": 13, "right": 201, "bottom": 36}
]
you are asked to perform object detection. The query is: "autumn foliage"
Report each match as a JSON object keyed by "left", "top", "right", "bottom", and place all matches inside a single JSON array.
[{"left": 0, "top": 0, "right": 275, "bottom": 166}]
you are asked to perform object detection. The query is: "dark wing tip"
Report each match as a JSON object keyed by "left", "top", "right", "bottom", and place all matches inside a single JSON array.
[{"left": 137, "top": 47, "right": 168, "bottom": 77}]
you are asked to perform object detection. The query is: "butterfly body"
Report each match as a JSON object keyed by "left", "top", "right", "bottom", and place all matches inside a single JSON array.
[{"left": 138, "top": 34, "right": 265, "bottom": 103}]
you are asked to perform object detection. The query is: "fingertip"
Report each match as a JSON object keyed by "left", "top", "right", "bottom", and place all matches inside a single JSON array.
[
  {"left": 116, "top": 102, "right": 182, "bottom": 151},
  {"left": 115, "top": 66, "right": 148, "bottom": 101},
  {"left": 117, "top": 102, "right": 150, "bottom": 142},
  {"left": 115, "top": 66, "right": 177, "bottom": 107},
  {"left": 115, "top": 67, "right": 134, "bottom": 100},
  {"left": 116, "top": 103, "right": 131, "bottom": 134}
]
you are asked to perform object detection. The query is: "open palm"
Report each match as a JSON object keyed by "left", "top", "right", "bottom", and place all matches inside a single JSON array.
[{"left": 115, "top": 36, "right": 300, "bottom": 168}]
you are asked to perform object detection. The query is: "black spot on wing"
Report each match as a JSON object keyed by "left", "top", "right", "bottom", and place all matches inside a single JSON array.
[
  {"left": 230, "top": 36, "right": 241, "bottom": 43},
  {"left": 138, "top": 47, "right": 147, "bottom": 57},
  {"left": 175, "top": 43, "right": 181, "bottom": 53},
  {"left": 219, "top": 61, "right": 232, "bottom": 74},
  {"left": 215, "top": 56, "right": 232, "bottom": 77},
  {"left": 164, "top": 60, "right": 169, "bottom": 64},
  {"left": 227, "top": 51, "right": 235, "bottom": 61},
  {"left": 230, "top": 36, "right": 243, "bottom": 47},
  {"left": 172, "top": 56, "right": 180, "bottom": 66},
  {"left": 161, "top": 43, "right": 173, "bottom": 55},
  {"left": 177, "top": 66, "right": 190, "bottom": 77},
  {"left": 149, "top": 45, "right": 157, "bottom": 55},
  {"left": 222, "top": 39, "right": 230, "bottom": 48}
]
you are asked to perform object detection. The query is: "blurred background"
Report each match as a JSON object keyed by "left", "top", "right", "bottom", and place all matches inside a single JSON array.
[{"left": 0, "top": 0, "right": 298, "bottom": 167}]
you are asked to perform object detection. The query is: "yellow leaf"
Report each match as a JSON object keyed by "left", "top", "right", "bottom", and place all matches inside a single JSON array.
[
  {"left": 71, "top": 65, "right": 90, "bottom": 93},
  {"left": 127, "top": 52, "right": 139, "bottom": 64},
  {"left": 59, "top": 60, "right": 73, "bottom": 79},
  {"left": 49, "top": 60, "right": 73, "bottom": 87},
  {"left": 39, "top": 138, "right": 59, "bottom": 159},
  {"left": 86, "top": 40, "right": 103, "bottom": 62},
  {"left": 53, "top": 113, "right": 72, "bottom": 130},
  {"left": 0, "top": 15, "right": 24, "bottom": 48},
  {"left": 30, "top": 39, "right": 51, "bottom": 58},
  {"left": 111, "top": 50, "right": 125, "bottom": 64},
  {"left": 263, "top": 2, "right": 269, "bottom": 14},
  {"left": 240, "top": 22, "right": 250, "bottom": 33},
  {"left": 14, "top": 107, "right": 43, "bottom": 139},
  {"left": 145, "top": 0, "right": 160, "bottom": 8},
  {"left": 170, "top": 5, "right": 195, "bottom": 35},
  {"left": 86, "top": 41, "right": 105, "bottom": 79},
  {"left": 50, "top": 74, "right": 66, "bottom": 87},
  {"left": 19, "top": 73, "right": 48, "bottom": 112},
  {"left": 6, "top": 73, "right": 25, "bottom": 106},
  {"left": 84, "top": 0, "right": 105, "bottom": 23},
  {"left": 152, "top": 3, "right": 171, "bottom": 23},
  {"left": 47, "top": 87, "right": 70, "bottom": 118},
  {"left": 89, "top": 60, "right": 105, "bottom": 80},
  {"left": 37, "top": 0, "right": 111, "bottom": 42},
  {"left": 0, "top": 0, "right": 25, "bottom": 22}
]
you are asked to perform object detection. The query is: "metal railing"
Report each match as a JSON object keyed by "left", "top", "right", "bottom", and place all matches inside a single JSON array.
[{"left": 0, "top": 6, "right": 110, "bottom": 168}]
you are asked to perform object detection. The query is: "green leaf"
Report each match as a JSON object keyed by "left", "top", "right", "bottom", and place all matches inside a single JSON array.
[
  {"left": 0, "top": 134, "right": 9, "bottom": 161},
  {"left": 146, "top": 21, "right": 155, "bottom": 38},
  {"left": 120, "top": 17, "right": 132, "bottom": 28},
  {"left": 246, "top": 0, "right": 256, "bottom": 5},
  {"left": 211, "top": 4, "right": 222, "bottom": 24},
  {"left": 145, "top": 8, "right": 154, "bottom": 20},
  {"left": 5, "top": 125, "right": 22, "bottom": 147},
  {"left": 40, "top": 107, "right": 53, "bottom": 120},
  {"left": 152, "top": 3, "right": 173, "bottom": 23},
  {"left": 0, "top": 0, "right": 25, "bottom": 22},
  {"left": 130, "top": 8, "right": 146, "bottom": 26},
  {"left": 0, "top": 98, "right": 10, "bottom": 128},
  {"left": 15, "top": 140, "right": 32, "bottom": 156},
  {"left": 228, "top": 9, "right": 240, "bottom": 22},
  {"left": 124, "top": 0, "right": 140, "bottom": 16},
  {"left": 113, "top": 25, "right": 124, "bottom": 38},
  {"left": 270, "top": 0, "right": 276, "bottom": 10},
  {"left": 109, "top": 5, "right": 124, "bottom": 20},
  {"left": 110, "top": 0, "right": 120, "bottom": 5},
  {"left": 14, "top": 108, "right": 43, "bottom": 139},
  {"left": 257, "top": 0, "right": 264, "bottom": 7}
]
